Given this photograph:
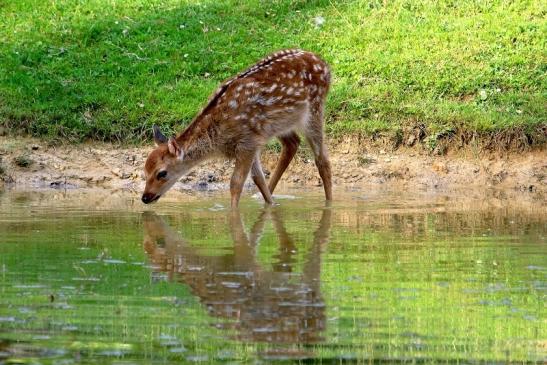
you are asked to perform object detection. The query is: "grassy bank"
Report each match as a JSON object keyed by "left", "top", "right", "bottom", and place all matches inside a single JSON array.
[{"left": 0, "top": 0, "right": 545, "bottom": 144}]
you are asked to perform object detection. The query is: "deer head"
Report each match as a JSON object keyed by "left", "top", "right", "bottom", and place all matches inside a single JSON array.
[{"left": 142, "top": 125, "right": 186, "bottom": 204}]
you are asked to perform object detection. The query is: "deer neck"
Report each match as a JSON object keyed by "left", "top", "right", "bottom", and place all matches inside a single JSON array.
[{"left": 175, "top": 114, "right": 217, "bottom": 167}]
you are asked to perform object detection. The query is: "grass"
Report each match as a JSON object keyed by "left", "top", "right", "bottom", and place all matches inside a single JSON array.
[
  {"left": 0, "top": 0, "right": 545, "bottom": 143},
  {"left": 13, "top": 153, "right": 33, "bottom": 167}
]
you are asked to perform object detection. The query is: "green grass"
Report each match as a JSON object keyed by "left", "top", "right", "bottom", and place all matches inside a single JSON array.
[{"left": 0, "top": 0, "right": 545, "bottom": 142}]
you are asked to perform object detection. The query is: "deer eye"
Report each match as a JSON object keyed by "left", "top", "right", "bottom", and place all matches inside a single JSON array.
[{"left": 156, "top": 170, "right": 168, "bottom": 180}]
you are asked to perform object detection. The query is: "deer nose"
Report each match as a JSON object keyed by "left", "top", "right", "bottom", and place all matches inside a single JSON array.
[{"left": 141, "top": 193, "right": 157, "bottom": 204}]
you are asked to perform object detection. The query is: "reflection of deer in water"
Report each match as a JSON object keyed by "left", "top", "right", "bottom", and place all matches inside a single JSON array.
[{"left": 142, "top": 207, "right": 332, "bottom": 344}]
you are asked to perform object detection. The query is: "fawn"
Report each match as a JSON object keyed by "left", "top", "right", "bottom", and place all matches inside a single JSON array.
[{"left": 142, "top": 49, "right": 332, "bottom": 207}]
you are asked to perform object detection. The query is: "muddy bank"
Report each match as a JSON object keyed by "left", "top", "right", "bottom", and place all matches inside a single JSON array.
[{"left": 0, "top": 136, "right": 545, "bottom": 196}]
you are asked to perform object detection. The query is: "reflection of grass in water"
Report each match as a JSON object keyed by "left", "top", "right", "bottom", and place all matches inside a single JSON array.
[
  {"left": 322, "top": 231, "right": 544, "bottom": 361},
  {"left": 0, "top": 196, "right": 545, "bottom": 363}
]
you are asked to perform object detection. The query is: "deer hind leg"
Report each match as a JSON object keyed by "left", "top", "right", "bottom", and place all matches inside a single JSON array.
[
  {"left": 230, "top": 151, "right": 255, "bottom": 208},
  {"left": 251, "top": 154, "right": 274, "bottom": 205},
  {"left": 304, "top": 109, "right": 332, "bottom": 201},
  {"left": 268, "top": 132, "right": 300, "bottom": 194}
]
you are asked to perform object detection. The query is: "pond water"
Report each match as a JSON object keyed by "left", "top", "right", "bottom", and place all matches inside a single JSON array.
[{"left": 0, "top": 188, "right": 545, "bottom": 364}]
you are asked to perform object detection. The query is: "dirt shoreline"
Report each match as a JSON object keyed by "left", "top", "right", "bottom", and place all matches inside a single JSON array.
[{"left": 0, "top": 136, "right": 545, "bottom": 197}]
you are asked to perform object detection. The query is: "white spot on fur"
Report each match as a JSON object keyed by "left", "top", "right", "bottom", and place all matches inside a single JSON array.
[
  {"left": 229, "top": 100, "right": 238, "bottom": 109},
  {"left": 254, "top": 95, "right": 269, "bottom": 105},
  {"left": 286, "top": 87, "right": 294, "bottom": 95},
  {"left": 234, "top": 113, "right": 248, "bottom": 121}
]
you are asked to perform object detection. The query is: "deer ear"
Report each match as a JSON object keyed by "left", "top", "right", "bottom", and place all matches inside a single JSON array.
[
  {"left": 153, "top": 125, "right": 168, "bottom": 145},
  {"left": 167, "top": 137, "right": 184, "bottom": 160}
]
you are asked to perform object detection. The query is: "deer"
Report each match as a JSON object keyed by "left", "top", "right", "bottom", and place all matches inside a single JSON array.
[{"left": 142, "top": 49, "right": 332, "bottom": 207}]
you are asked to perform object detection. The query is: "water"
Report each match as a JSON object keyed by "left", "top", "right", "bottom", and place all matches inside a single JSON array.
[{"left": 0, "top": 188, "right": 545, "bottom": 364}]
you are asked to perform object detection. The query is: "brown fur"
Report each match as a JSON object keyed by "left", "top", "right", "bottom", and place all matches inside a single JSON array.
[{"left": 143, "top": 49, "right": 332, "bottom": 206}]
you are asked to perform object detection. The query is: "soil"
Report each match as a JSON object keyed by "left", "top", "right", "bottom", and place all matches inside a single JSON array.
[{"left": 0, "top": 136, "right": 545, "bottom": 197}]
